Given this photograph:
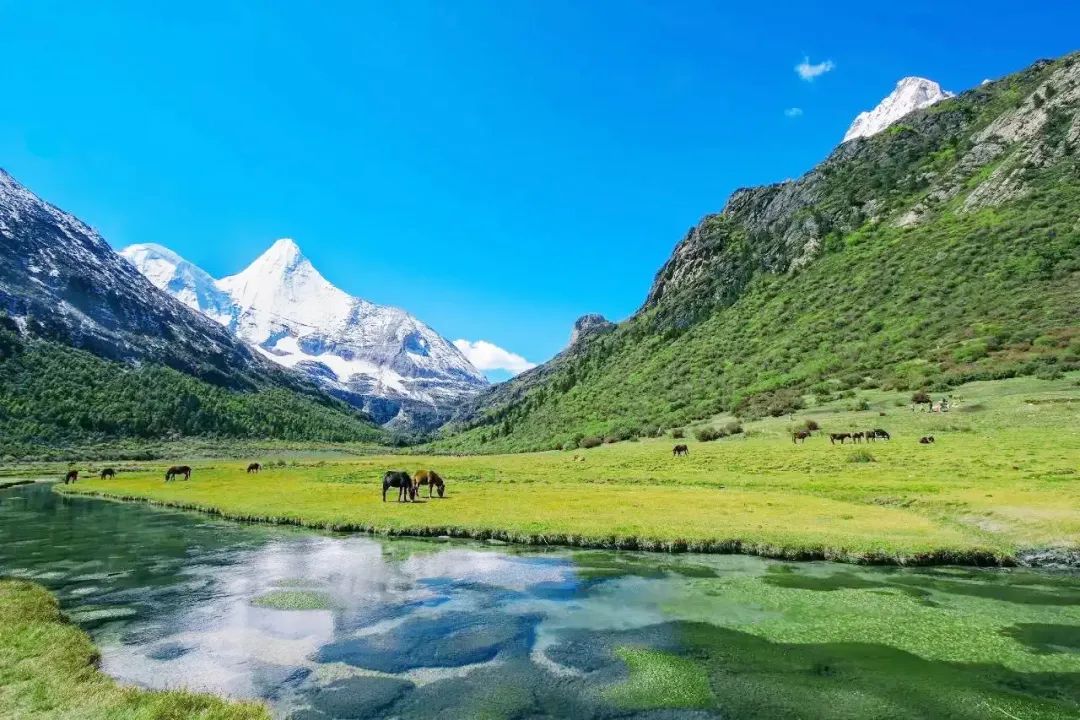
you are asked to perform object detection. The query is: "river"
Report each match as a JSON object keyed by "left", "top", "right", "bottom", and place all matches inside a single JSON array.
[{"left": 2, "top": 482, "right": 1077, "bottom": 719}]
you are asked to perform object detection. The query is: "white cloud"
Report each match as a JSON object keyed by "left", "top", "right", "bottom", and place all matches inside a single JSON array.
[
  {"left": 784, "top": 107, "right": 803, "bottom": 118},
  {"left": 795, "top": 57, "right": 835, "bottom": 81},
  {"left": 453, "top": 339, "right": 536, "bottom": 376}
]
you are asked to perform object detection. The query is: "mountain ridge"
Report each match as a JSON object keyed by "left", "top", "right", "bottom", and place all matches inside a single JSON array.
[
  {"left": 122, "top": 239, "right": 487, "bottom": 430},
  {"left": 438, "top": 52, "right": 1080, "bottom": 452}
]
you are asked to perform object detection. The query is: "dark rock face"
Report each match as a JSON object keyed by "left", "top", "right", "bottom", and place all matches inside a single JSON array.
[
  {"left": 569, "top": 313, "right": 615, "bottom": 346},
  {"left": 0, "top": 169, "right": 275, "bottom": 390}
]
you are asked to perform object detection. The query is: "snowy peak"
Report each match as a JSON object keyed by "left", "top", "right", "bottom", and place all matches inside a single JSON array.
[
  {"left": 843, "top": 77, "right": 954, "bottom": 142},
  {"left": 122, "top": 238, "right": 487, "bottom": 429}
]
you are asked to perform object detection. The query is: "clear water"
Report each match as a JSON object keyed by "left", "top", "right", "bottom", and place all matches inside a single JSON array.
[{"left": 2, "top": 483, "right": 1077, "bottom": 719}]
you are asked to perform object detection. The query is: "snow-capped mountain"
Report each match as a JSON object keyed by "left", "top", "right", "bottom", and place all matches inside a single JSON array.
[
  {"left": 843, "top": 77, "right": 954, "bottom": 142},
  {"left": 122, "top": 239, "right": 488, "bottom": 429},
  {"left": 0, "top": 168, "right": 276, "bottom": 385}
]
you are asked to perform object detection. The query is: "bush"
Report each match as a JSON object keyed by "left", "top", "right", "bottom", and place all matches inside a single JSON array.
[
  {"left": 849, "top": 399, "right": 871, "bottom": 412},
  {"left": 671, "top": 428, "right": 685, "bottom": 439},
  {"left": 847, "top": 449, "right": 876, "bottom": 463},
  {"left": 912, "top": 391, "right": 932, "bottom": 405},
  {"left": 695, "top": 427, "right": 724, "bottom": 442},
  {"left": 640, "top": 425, "right": 662, "bottom": 438},
  {"left": 579, "top": 436, "right": 603, "bottom": 449},
  {"left": 801, "top": 419, "right": 820, "bottom": 432},
  {"left": 723, "top": 421, "right": 744, "bottom": 435}
]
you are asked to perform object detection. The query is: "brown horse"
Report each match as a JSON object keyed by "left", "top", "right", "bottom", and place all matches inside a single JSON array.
[
  {"left": 383, "top": 471, "right": 415, "bottom": 502},
  {"left": 247, "top": 463, "right": 261, "bottom": 474},
  {"left": 851, "top": 431, "right": 865, "bottom": 443},
  {"left": 792, "top": 430, "right": 812, "bottom": 444},
  {"left": 672, "top": 444, "right": 689, "bottom": 456},
  {"left": 829, "top": 433, "right": 852, "bottom": 445},
  {"left": 165, "top": 465, "right": 192, "bottom": 482},
  {"left": 413, "top": 470, "right": 446, "bottom": 498},
  {"left": 99, "top": 468, "right": 115, "bottom": 480},
  {"left": 919, "top": 436, "right": 935, "bottom": 444},
  {"left": 64, "top": 470, "right": 78, "bottom": 484}
]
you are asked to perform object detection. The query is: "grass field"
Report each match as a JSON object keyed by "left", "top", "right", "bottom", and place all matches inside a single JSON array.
[
  {"left": 0, "top": 579, "right": 268, "bottom": 720},
  {"left": 57, "top": 375, "right": 1080, "bottom": 564}
]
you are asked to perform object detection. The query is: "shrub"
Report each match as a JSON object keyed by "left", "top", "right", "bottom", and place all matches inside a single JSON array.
[
  {"left": 849, "top": 399, "right": 871, "bottom": 412},
  {"left": 847, "top": 449, "right": 876, "bottom": 463},
  {"left": 695, "top": 427, "right": 723, "bottom": 442},
  {"left": 579, "top": 436, "right": 603, "bottom": 449},
  {"left": 912, "top": 391, "right": 932, "bottom": 405},
  {"left": 724, "top": 421, "right": 743, "bottom": 435},
  {"left": 640, "top": 425, "right": 662, "bottom": 438},
  {"left": 802, "top": 419, "right": 821, "bottom": 432},
  {"left": 671, "top": 428, "right": 685, "bottom": 439}
]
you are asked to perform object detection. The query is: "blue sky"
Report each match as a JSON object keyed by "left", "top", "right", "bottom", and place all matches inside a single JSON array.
[{"left": 2, "top": 2, "right": 1077, "bottom": 378}]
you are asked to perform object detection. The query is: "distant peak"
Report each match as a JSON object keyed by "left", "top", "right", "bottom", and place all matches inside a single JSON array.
[
  {"left": 121, "top": 243, "right": 186, "bottom": 264},
  {"left": 842, "top": 76, "right": 953, "bottom": 143},
  {"left": 569, "top": 313, "right": 615, "bottom": 346}
]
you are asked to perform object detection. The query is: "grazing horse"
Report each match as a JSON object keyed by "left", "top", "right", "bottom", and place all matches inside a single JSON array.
[
  {"left": 919, "top": 436, "right": 935, "bottom": 444},
  {"left": 851, "top": 431, "right": 865, "bottom": 443},
  {"left": 165, "top": 465, "right": 192, "bottom": 482},
  {"left": 829, "top": 433, "right": 852, "bottom": 445},
  {"left": 672, "top": 444, "right": 689, "bottom": 456},
  {"left": 792, "top": 430, "right": 812, "bottom": 444},
  {"left": 64, "top": 470, "right": 78, "bottom": 484},
  {"left": 247, "top": 463, "right": 261, "bottom": 474},
  {"left": 413, "top": 469, "right": 446, "bottom": 498},
  {"left": 99, "top": 468, "right": 115, "bottom": 480},
  {"left": 382, "top": 471, "right": 415, "bottom": 502},
  {"left": 867, "top": 429, "right": 890, "bottom": 441}
]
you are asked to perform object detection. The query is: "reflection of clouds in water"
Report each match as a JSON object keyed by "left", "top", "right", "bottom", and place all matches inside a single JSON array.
[{"left": 402, "top": 549, "right": 576, "bottom": 592}]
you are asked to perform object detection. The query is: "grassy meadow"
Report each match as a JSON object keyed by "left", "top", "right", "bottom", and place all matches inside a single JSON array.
[
  {"left": 0, "top": 579, "right": 268, "bottom": 720},
  {"left": 57, "top": 375, "right": 1080, "bottom": 564}
]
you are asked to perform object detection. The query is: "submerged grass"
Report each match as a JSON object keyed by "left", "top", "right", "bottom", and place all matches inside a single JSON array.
[
  {"left": 0, "top": 579, "right": 268, "bottom": 720},
  {"left": 57, "top": 376, "right": 1079, "bottom": 565}
]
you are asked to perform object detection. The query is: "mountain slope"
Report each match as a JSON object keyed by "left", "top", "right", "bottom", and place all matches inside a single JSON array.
[
  {"left": 440, "top": 52, "right": 1080, "bottom": 452},
  {"left": 0, "top": 170, "right": 383, "bottom": 454},
  {"left": 122, "top": 240, "right": 487, "bottom": 430}
]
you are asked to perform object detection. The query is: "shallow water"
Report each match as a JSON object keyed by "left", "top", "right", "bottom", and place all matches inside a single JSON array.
[{"left": 2, "top": 483, "right": 1078, "bottom": 719}]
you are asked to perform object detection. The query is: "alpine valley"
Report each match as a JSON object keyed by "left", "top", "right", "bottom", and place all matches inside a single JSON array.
[{"left": 121, "top": 240, "right": 487, "bottom": 430}]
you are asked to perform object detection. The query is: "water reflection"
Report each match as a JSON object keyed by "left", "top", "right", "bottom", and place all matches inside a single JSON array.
[{"left": 2, "top": 483, "right": 1077, "bottom": 720}]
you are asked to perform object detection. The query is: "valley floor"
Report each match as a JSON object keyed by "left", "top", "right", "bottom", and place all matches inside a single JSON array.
[
  {"left": 57, "top": 375, "right": 1080, "bottom": 565},
  {"left": 0, "top": 579, "right": 268, "bottom": 719}
]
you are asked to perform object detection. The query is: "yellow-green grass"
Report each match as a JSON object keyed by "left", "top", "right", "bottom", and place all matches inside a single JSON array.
[
  {"left": 0, "top": 579, "right": 268, "bottom": 720},
  {"left": 58, "top": 375, "right": 1080, "bottom": 564}
]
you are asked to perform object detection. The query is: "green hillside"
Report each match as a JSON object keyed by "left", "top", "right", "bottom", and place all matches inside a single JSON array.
[
  {"left": 438, "top": 53, "right": 1080, "bottom": 453},
  {"left": 0, "top": 319, "right": 383, "bottom": 458}
]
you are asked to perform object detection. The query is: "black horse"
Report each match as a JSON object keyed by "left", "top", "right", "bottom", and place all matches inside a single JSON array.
[
  {"left": 867, "top": 429, "right": 890, "bottom": 441},
  {"left": 383, "top": 470, "right": 416, "bottom": 502},
  {"left": 64, "top": 469, "right": 78, "bottom": 484},
  {"left": 99, "top": 468, "right": 116, "bottom": 480},
  {"left": 247, "top": 463, "right": 261, "bottom": 474},
  {"left": 919, "top": 436, "right": 935, "bottom": 444},
  {"left": 792, "top": 430, "right": 812, "bottom": 444},
  {"left": 165, "top": 465, "right": 192, "bottom": 482},
  {"left": 672, "top": 444, "right": 689, "bottom": 456}
]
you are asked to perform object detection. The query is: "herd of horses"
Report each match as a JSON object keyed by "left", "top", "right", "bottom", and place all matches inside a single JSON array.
[
  {"left": 382, "top": 470, "right": 446, "bottom": 502},
  {"left": 669, "top": 426, "right": 937, "bottom": 455},
  {"left": 62, "top": 464, "right": 448, "bottom": 502}
]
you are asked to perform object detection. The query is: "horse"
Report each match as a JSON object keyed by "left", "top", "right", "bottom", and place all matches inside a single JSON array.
[
  {"left": 99, "top": 468, "right": 115, "bottom": 480},
  {"left": 829, "top": 432, "right": 852, "bottom": 445},
  {"left": 792, "top": 430, "right": 812, "bottom": 444},
  {"left": 165, "top": 465, "right": 192, "bottom": 482},
  {"left": 919, "top": 436, "right": 935, "bottom": 444},
  {"left": 851, "top": 431, "right": 865, "bottom": 443},
  {"left": 247, "top": 463, "right": 261, "bottom": 474},
  {"left": 413, "top": 469, "right": 446, "bottom": 498},
  {"left": 64, "top": 470, "right": 78, "bottom": 484},
  {"left": 672, "top": 444, "right": 689, "bottom": 456},
  {"left": 382, "top": 471, "right": 415, "bottom": 502},
  {"left": 868, "top": 429, "right": 890, "bottom": 441}
]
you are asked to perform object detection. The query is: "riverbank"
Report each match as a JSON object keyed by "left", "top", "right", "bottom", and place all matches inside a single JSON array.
[
  {"left": 53, "top": 376, "right": 1080, "bottom": 566},
  {"left": 0, "top": 579, "right": 268, "bottom": 720}
]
